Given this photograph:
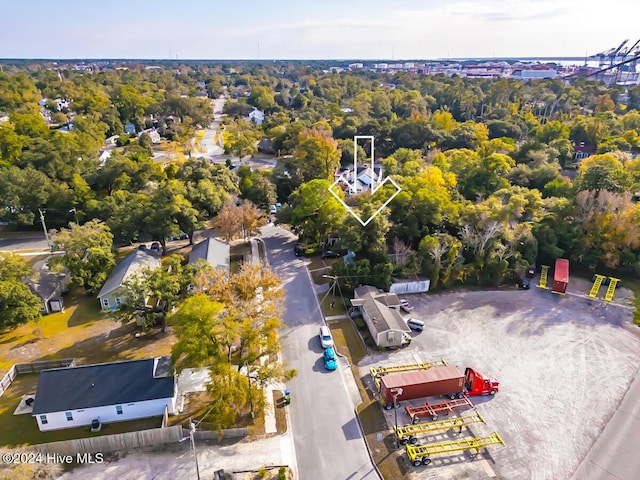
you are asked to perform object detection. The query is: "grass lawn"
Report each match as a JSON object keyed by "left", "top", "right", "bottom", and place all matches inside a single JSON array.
[
  {"left": 0, "top": 287, "right": 175, "bottom": 376},
  {"left": 327, "top": 318, "right": 365, "bottom": 366},
  {"left": 357, "top": 399, "right": 406, "bottom": 480},
  {"left": 0, "top": 374, "right": 161, "bottom": 446},
  {"left": 318, "top": 293, "right": 348, "bottom": 316}
]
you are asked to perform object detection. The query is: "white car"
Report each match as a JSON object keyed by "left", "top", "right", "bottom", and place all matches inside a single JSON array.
[
  {"left": 319, "top": 325, "right": 334, "bottom": 349},
  {"left": 400, "top": 299, "right": 414, "bottom": 313}
]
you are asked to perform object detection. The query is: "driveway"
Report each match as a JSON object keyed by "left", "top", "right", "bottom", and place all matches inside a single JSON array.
[
  {"left": 362, "top": 282, "right": 640, "bottom": 480},
  {"left": 261, "top": 225, "right": 379, "bottom": 480}
]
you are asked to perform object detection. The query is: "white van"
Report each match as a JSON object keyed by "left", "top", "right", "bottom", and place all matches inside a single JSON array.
[
  {"left": 406, "top": 318, "right": 425, "bottom": 332},
  {"left": 319, "top": 325, "right": 334, "bottom": 348}
]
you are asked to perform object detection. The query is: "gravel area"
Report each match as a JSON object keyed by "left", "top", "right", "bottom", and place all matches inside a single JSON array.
[{"left": 361, "top": 280, "right": 640, "bottom": 480}]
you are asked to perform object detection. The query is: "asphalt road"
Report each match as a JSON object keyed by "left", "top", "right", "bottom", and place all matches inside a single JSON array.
[
  {"left": 0, "top": 234, "right": 49, "bottom": 251},
  {"left": 571, "top": 368, "right": 640, "bottom": 480},
  {"left": 262, "top": 226, "right": 378, "bottom": 480}
]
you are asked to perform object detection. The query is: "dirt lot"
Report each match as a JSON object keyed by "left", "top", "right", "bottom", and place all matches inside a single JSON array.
[{"left": 359, "top": 279, "right": 640, "bottom": 480}]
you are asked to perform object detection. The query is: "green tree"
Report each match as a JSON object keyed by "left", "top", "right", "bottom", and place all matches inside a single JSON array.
[
  {"left": 292, "top": 128, "right": 341, "bottom": 182},
  {"left": 289, "top": 179, "right": 346, "bottom": 244},
  {"left": 247, "top": 86, "right": 276, "bottom": 111},
  {"left": 0, "top": 253, "right": 41, "bottom": 329},
  {"left": 49, "top": 220, "right": 116, "bottom": 294}
]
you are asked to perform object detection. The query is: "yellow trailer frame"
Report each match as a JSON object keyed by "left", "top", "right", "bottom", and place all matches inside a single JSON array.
[
  {"left": 370, "top": 359, "right": 448, "bottom": 379},
  {"left": 539, "top": 265, "right": 550, "bottom": 289},
  {"left": 406, "top": 431, "right": 505, "bottom": 467},
  {"left": 604, "top": 277, "right": 620, "bottom": 302},
  {"left": 588, "top": 274, "right": 606, "bottom": 298},
  {"left": 395, "top": 412, "right": 485, "bottom": 445}
]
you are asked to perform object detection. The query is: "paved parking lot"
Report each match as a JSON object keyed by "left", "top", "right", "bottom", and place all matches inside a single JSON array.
[{"left": 360, "top": 281, "right": 640, "bottom": 480}]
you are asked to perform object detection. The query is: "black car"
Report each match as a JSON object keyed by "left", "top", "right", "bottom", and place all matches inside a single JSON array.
[
  {"left": 321, "top": 250, "right": 340, "bottom": 259},
  {"left": 520, "top": 278, "right": 531, "bottom": 290},
  {"left": 294, "top": 244, "right": 304, "bottom": 257}
]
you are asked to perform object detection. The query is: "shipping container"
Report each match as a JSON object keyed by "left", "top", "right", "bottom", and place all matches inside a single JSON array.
[
  {"left": 552, "top": 258, "right": 569, "bottom": 294},
  {"left": 379, "top": 366, "right": 465, "bottom": 408}
]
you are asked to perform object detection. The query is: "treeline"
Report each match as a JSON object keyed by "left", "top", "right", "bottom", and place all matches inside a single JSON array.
[{"left": 2, "top": 63, "right": 640, "bottom": 291}]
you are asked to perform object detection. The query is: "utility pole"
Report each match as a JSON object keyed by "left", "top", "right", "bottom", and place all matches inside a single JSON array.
[
  {"left": 189, "top": 421, "right": 201, "bottom": 480},
  {"left": 38, "top": 209, "right": 51, "bottom": 248}
]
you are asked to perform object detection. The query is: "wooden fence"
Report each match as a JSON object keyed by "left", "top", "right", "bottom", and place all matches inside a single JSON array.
[
  {"left": 0, "top": 359, "right": 75, "bottom": 399},
  {"left": 32, "top": 425, "right": 184, "bottom": 456},
  {"left": 0, "top": 365, "right": 17, "bottom": 398}
]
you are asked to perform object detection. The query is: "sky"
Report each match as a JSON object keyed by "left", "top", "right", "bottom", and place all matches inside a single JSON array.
[{"left": 2, "top": 0, "right": 640, "bottom": 60}]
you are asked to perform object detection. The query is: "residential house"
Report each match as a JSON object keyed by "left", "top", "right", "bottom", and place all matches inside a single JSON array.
[
  {"left": 189, "top": 237, "right": 230, "bottom": 273},
  {"left": 97, "top": 248, "right": 160, "bottom": 310},
  {"left": 257, "top": 139, "right": 275, "bottom": 154},
  {"left": 248, "top": 108, "right": 265, "bottom": 125},
  {"left": 350, "top": 285, "right": 411, "bottom": 348},
  {"left": 32, "top": 357, "right": 176, "bottom": 432},
  {"left": 124, "top": 123, "right": 137, "bottom": 135},
  {"left": 139, "top": 128, "right": 161, "bottom": 144},
  {"left": 25, "top": 262, "right": 71, "bottom": 314},
  {"left": 98, "top": 149, "right": 112, "bottom": 167},
  {"left": 333, "top": 165, "right": 382, "bottom": 196},
  {"left": 572, "top": 142, "right": 597, "bottom": 161}
]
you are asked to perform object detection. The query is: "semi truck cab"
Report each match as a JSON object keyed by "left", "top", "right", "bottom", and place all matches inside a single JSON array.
[{"left": 465, "top": 368, "right": 499, "bottom": 396}]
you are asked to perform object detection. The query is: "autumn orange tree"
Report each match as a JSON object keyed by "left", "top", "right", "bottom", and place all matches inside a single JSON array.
[{"left": 170, "top": 263, "right": 296, "bottom": 428}]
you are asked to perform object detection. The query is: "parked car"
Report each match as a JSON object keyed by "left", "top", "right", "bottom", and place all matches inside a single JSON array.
[
  {"left": 323, "top": 347, "right": 337, "bottom": 371},
  {"left": 269, "top": 205, "right": 277, "bottom": 214},
  {"left": 319, "top": 325, "right": 334, "bottom": 348},
  {"left": 519, "top": 278, "right": 531, "bottom": 290},
  {"left": 150, "top": 242, "right": 160, "bottom": 253},
  {"left": 321, "top": 250, "right": 340, "bottom": 259},
  {"left": 400, "top": 298, "right": 414, "bottom": 313},
  {"left": 406, "top": 318, "right": 425, "bottom": 331},
  {"left": 526, "top": 266, "right": 536, "bottom": 278},
  {"left": 179, "top": 232, "right": 189, "bottom": 240},
  {"left": 294, "top": 244, "right": 304, "bottom": 257}
]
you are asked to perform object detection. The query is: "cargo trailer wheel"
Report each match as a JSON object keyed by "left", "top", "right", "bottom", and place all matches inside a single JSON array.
[
  {"left": 432, "top": 415, "right": 438, "bottom": 421},
  {"left": 412, "top": 417, "right": 420, "bottom": 424},
  {"left": 400, "top": 438, "right": 408, "bottom": 445},
  {"left": 490, "top": 390, "right": 496, "bottom": 396},
  {"left": 385, "top": 404, "right": 393, "bottom": 410},
  {"left": 422, "top": 457, "right": 432, "bottom": 466},
  {"left": 409, "top": 436, "right": 418, "bottom": 445},
  {"left": 413, "top": 460, "right": 422, "bottom": 467},
  {"left": 456, "top": 393, "right": 465, "bottom": 399},
  {"left": 448, "top": 393, "right": 456, "bottom": 400}
]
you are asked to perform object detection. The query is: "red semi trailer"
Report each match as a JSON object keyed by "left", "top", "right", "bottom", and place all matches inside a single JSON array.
[
  {"left": 552, "top": 258, "right": 569, "bottom": 294},
  {"left": 378, "top": 366, "right": 499, "bottom": 409}
]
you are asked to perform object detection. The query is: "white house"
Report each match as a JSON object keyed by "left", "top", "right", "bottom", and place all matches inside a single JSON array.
[
  {"left": 334, "top": 166, "right": 382, "bottom": 196},
  {"left": 139, "top": 128, "right": 161, "bottom": 144},
  {"left": 248, "top": 108, "right": 265, "bottom": 125},
  {"left": 351, "top": 285, "right": 411, "bottom": 348},
  {"left": 32, "top": 357, "right": 176, "bottom": 432}
]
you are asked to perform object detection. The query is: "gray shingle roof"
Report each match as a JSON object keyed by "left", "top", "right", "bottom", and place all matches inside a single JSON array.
[
  {"left": 25, "top": 268, "right": 70, "bottom": 302},
  {"left": 189, "top": 237, "right": 230, "bottom": 271},
  {"left": 32, "top": 358, "right": 175, "bottom": 415},
  {"left": 97, "top": 249, "right": 160, "bottom": 298},
  {"left": 353, "top": 285, "right": 410, "bottom": 335}
]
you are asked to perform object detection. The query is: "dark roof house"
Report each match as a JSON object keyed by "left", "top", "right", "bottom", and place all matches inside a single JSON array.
[
  {"left": 25, "top": 262, "right": 70, "bottom": 314},
  {"left": 32, "top": 357, "right": 174, "bottom": 416}
]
